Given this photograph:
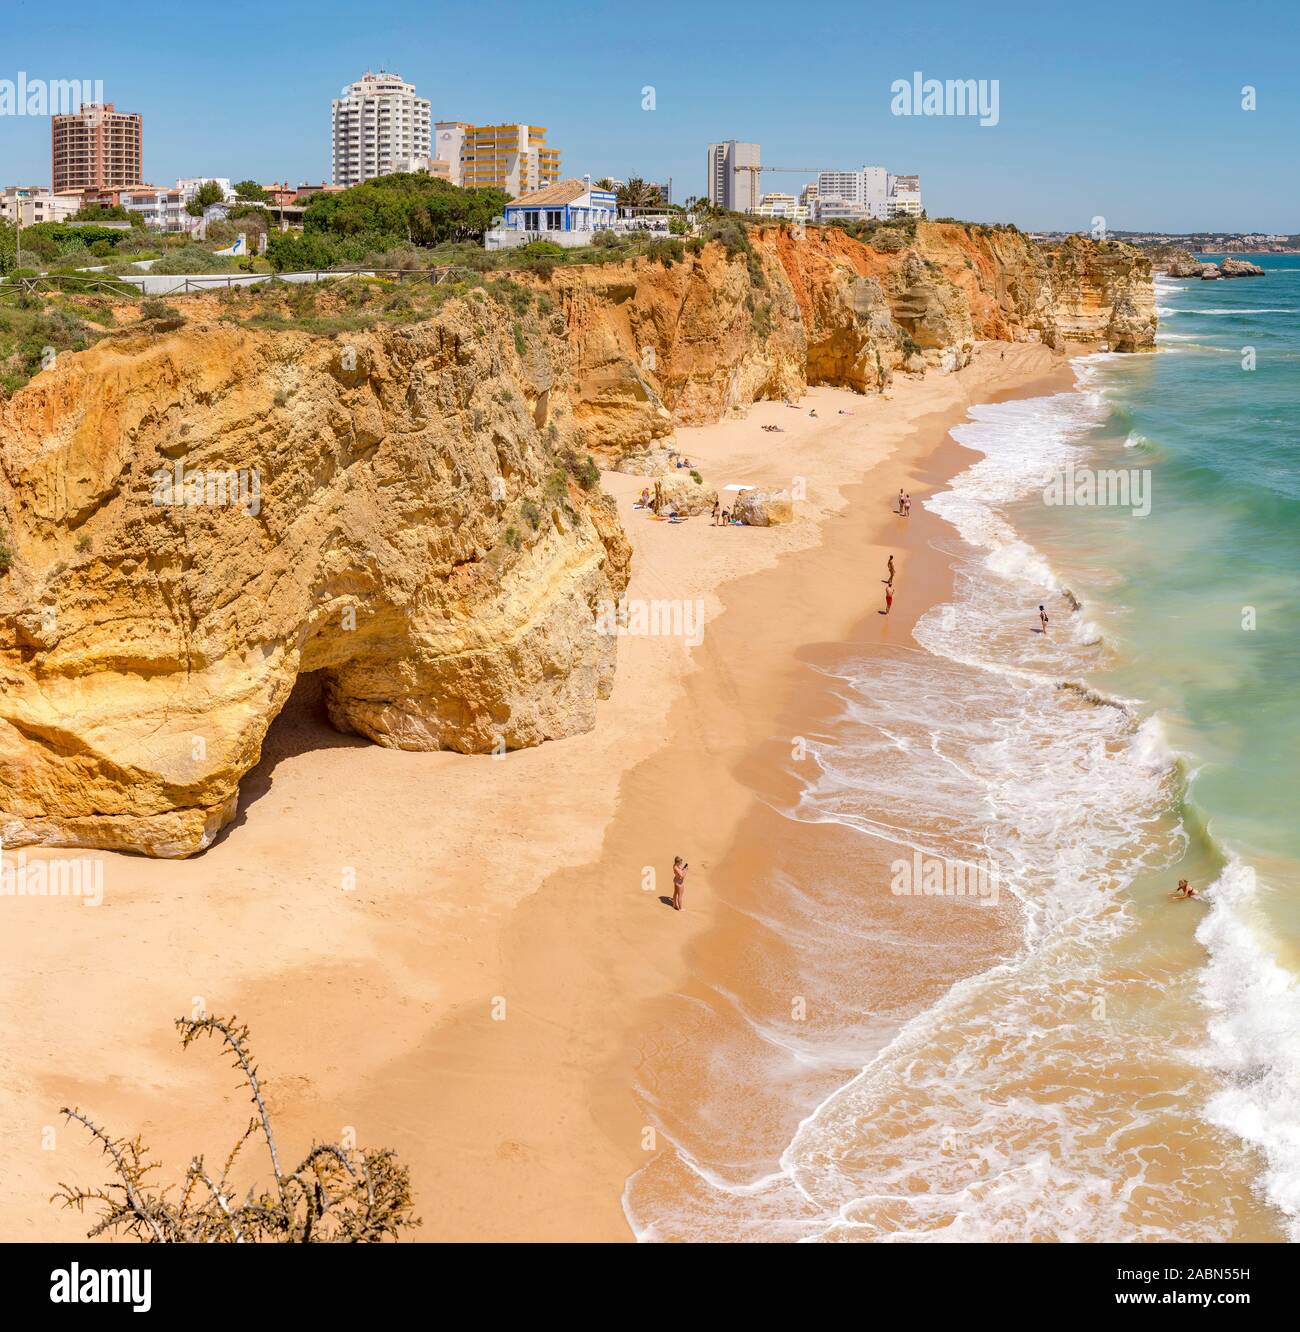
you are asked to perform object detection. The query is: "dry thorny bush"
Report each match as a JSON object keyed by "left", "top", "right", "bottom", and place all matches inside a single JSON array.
[{"left": 53, "top": 1015, "right": 421, "bottom": 1242}]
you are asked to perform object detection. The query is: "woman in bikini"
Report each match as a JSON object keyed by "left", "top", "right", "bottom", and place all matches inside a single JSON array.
[{"left": 672, "top": 857, "right": 688, "bottom": 911}]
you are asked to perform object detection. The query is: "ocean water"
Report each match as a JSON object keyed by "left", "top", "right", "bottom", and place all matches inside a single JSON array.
[{"left": 625, "top": 255, "right": 1300, "bottom": 1241}]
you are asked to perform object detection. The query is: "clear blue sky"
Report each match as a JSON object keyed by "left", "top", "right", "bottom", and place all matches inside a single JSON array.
[{"left": 2, "top": 0, "right": 1296, "bottom": 232}]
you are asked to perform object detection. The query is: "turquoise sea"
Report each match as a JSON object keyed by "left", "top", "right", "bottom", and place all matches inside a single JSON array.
[{"left": 626, "top": 255, "right": 1300, "bottom": 1241}]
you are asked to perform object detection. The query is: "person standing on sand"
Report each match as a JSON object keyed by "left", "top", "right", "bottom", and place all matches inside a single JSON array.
[
  {"left": 886, "top": 555, "right": 895, "bottom": 586},
  {"left": 1039, "top": 604, "right": 1050, "bottom": 634},
  {"left": 711, "top": 499, "right": 720, "bottom": 526},
  {"left": 672, "top": 857, "right": 688, "bottom": 911},
  {"left": 898, "top": 488, "right": 905, "bottom": 513},
  {"left": 884, "top": 586, "right": 894, "bottom": 615},
  {"left": 903, "top": 493, "right": 911, "bottom": 517}
]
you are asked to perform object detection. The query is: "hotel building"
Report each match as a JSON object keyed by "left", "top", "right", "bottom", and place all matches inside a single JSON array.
[
  {"left": 51, "top": 103, "right": 143, "bottom": 193},
  {"left": 332, "top": 70, "right": 431, "bottom": 188},
  {"left": 813, "top": 167, "right": 922, "bottom": 221},
  {"left": 707, "top": 140, "right": 761, "bottom": 213},
  {"left": 459, "top": 124, "right": 561, "bottom": 198}
]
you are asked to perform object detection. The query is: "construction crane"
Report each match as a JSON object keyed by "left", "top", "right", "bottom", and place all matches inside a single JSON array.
[{"left": 732, "top": 164, "right": 829, "bottom": 210}]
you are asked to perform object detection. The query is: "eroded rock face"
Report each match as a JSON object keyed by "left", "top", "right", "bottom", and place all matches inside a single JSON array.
[
  {"left": 0, "top": 305, "right": 630, "bottom": 856},
  {"left": 1036, "top": 235, "right": 1157, "bottom": 352},
  {"left": 0, "top": 222, "right": 1155, "bottom": 855},
  {"left": 535, "top": 224, "right": 1155, "bottom": 458},
  {"left": 1220, "top": 257, "right": 1265, "bottom": 277}
]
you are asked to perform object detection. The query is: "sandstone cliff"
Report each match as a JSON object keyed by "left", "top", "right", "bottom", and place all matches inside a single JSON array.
[
  {"left": 0, "top": 222, "right": 1155, "bottom": 855},
  {"left": 543, "top": 223, "right": 1155, "bottom": 453},
  {"left": 0, "top": 303, "right": 629, "bottom": 856}
]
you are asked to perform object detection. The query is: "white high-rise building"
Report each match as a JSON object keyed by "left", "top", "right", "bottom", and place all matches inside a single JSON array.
[
  {"left": 861, "top": 166, "right": 890, "bottom": 215},
  {"left": 816, "top": 171, "right": 860, "bottom": 204},
  {"left": 707, "top": 140, "right": 761, "bottom": 213},
  {"left": 816, "top": 166, "right": 893, "bottom": 220},
  {"left": 811, "top": 166, "right": 922, "bottom": 222},
  {"left": 332, "top": 70, "right": 431, "bottom": 188}
]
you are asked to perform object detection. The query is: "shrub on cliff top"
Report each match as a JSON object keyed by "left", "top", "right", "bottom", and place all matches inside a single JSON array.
[
  {"left": 698, "top": 216, "right": 750, "bottom": 258},
  {"left": 144, "top": 245, "right": 238, "bottom": 276},
  {"left": 561, "top": 448, "right": 601, "bottom": 491},
  {"left": 486, "top": 277, "right": 532, "bottom": 315},
  {"left": 139, "top": 298, "right": 181, "bottom": 322},
  {"left": 644, "top": 238, "right": 684, "bottom": 268},
  {"left": 6, "top": 308, "right": 94, "bottom": 382}
]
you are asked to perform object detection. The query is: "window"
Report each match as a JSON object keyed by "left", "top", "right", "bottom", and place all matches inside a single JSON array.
[{"left": 546, "top": 209, "right": 562, "bottom": 231}]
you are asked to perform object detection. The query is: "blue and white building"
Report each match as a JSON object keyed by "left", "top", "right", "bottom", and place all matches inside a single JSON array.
[{"left": 486, "top": 177, "right": 618, "bottom": 249}]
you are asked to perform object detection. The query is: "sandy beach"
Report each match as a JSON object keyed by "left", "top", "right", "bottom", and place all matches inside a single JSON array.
[{"left": 0, "top": 340, "right": 1074, "bottom": 1242}]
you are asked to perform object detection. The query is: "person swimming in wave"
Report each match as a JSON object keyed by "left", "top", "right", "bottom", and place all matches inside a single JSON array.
[{"left": 1170, "top": 878, "right": 1198, "bottom": 900}]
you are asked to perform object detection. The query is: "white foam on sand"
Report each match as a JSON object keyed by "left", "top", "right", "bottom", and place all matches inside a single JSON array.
[
  {"left": 1196, "top": 858, "right": 1300, "bottom": 1239},
  {"left": 623, "top": 375, "right": 1224, "bottom": 1243}
]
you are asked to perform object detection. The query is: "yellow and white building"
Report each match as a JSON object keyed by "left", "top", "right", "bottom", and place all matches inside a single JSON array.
[{"left": 459, "top": 124, "right": 561, "bottom": 198}]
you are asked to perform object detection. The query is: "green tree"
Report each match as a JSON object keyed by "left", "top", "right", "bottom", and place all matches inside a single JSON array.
[
  {"left": 615, "top": 177, "right": 662, "bottom": 209},
  {"left": 72, "top": 203, "right": 136, "bottom": 224},
  {"left": 303, "top": 174, "right": 508, "bottom": 246},
  {"left": 232, "top": 180, "right": 268, "bottom": 202},
  {"left": 22, "top": 222, "right": 131, "bottom": 257},
  {"left": 185, "top": 180, "right": 228, "bottom": 217}
]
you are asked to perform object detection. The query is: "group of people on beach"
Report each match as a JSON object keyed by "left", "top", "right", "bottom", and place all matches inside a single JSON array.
[
  {"left": 652, "top": 452, "right": 1203, "bottom": 921},
  {"left": 636, "top": 481, "right": 686, "bottom": 523},
  {"left": 881, "top": 491, "right": 910, "bottom": 614}
]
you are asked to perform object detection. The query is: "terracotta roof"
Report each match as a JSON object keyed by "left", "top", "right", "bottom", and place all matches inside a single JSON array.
[{"left": 508, "top": 178, "right": 594, "bottom": 208}]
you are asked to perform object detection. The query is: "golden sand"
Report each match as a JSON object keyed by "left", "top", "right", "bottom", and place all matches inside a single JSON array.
[{"left": 0, "top": 342, "right": 1073, "bottom": 1241}]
